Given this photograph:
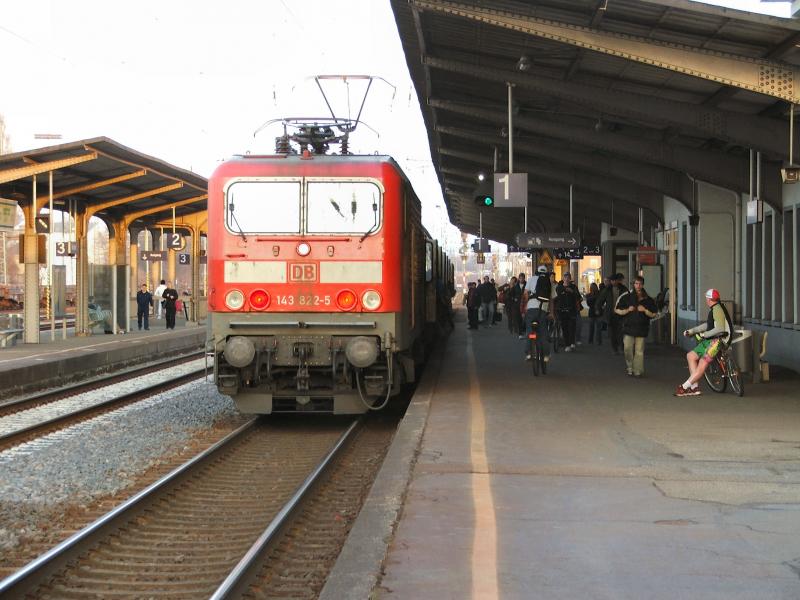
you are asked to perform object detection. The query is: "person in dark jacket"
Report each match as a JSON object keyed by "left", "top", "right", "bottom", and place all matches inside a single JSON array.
[
  {"left": 596, "top": 273, "right": 628, "bottom": 355},
  {"left": 614, "top": 275, "right": 657, "bottom": 377},
  {"left": 466, "top": 281, "right": 480, "bottom": 330},
  {"left": 585, "top": 282, "right": 601, "bottom": 344},
  {"left": 516, "top": 273, "right": 527, "bottom": 337},
  {"left": 162, "top": 285, "right": 179, "bottom": 330},
  {"left": 477, "top": 276, "right": 497, "bottom": 327},
  {"left": 555, "top": 272, "right": 580, "bottom": 351},
  {"left": 136, "top": 284, "right": 153, "bottom": 331},
  {"left": 505, "top": 277, "right": 522, "bottom": 335}
]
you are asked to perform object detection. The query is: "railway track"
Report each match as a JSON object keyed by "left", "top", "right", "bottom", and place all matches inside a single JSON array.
[
  {"left": 0, "top": 350, "right": 205, "bottom": 416},
  {"left": 0, "top": 356, "right": 206, "bottom": 450},
  {"left": 0, "top": 416, "right": 396, "bottom": 599}
]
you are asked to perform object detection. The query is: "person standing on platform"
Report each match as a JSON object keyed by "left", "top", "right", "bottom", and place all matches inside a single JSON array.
[
  {"left": 516, "top": 273, "right": 527, "bottom": 338},
  {"left": 466, "top": 282, "right": 480, "bottom": 330},
  {"left": 555, "top": 272, "right": 580, "bottom": 351},
  {"left": 586, "top": 282, "right": 601, "bottom": 344},
  {"left": 162, "top": 284, "right": 179, "bottom": 330},
  {"left": 136, "top": 284, "right": 153, "bottom": 331},
  {"left": 154, "top": 279, "right": 167, "bottom": 319},
  {"left": 477, "top": 275, "right": 497, "bottom": 327},
  {"left": 615, "top": 275, "right": 657, "bottom": 377},
  {"left": 505, "top": 276, "right": 522, "bottom": 335},
  {"left": 596, "top": 273, "right": 627, "bottom": 355}
]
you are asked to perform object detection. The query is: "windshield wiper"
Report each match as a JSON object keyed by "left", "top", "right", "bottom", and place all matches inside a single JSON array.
[
  {"left": 358, "top": 199, "right": 379, "bottom": 243},
  {"left": 329, "top": 198, "right": 345, "bottom": 219},
  {"left": 228, "top": 203, "right": 247, "bottom": 242}
]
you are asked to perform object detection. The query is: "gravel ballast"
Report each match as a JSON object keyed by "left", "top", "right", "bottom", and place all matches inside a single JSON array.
[{"left": 0, "top": 380, "right": 237, "bottom": 552}]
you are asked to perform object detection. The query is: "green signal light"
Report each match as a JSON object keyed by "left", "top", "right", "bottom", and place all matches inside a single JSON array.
[{"left": 482, "top": 196, "right": 494, "bottom": 207}]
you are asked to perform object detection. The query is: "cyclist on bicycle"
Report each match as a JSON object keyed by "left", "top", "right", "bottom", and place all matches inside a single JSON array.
[
  {"left": 674, "top": 288, "right": 732, "bottom": 396},
  {"left": 523, "top": 265, "right": 554, "bottom": 363}
]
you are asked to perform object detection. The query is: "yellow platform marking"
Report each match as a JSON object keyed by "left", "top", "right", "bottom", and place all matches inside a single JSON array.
[{"left": 467, "top": 334, "right": 499, "bottom": 599}]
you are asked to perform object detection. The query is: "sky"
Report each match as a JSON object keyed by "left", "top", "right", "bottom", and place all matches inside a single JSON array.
[{"left": 0, "top": 0, "right": 794, "bottom": 247}]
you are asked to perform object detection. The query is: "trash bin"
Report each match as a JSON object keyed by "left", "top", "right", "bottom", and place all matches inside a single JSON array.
[
  {"left": 647, "top": 312, "right": 667, "bottom": 344},
  {"left": 730, "top": 328, "right": 753, "bottom": 373}
]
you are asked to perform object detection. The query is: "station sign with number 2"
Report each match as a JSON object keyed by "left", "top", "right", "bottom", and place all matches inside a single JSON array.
[{"left": 166, "top": 232, "right": 184, "bottom": 249}]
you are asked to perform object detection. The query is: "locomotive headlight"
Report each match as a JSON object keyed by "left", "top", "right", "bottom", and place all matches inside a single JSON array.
[
  {"left": 336, "top": 289, "right": 357, "bottom": 311},
  {"left": 224, "top": 336, "right": 255, "bottom": 368},
  {"left": 345, "top": 336, "right": 379, "bottom": 368},
  {"left": 249, "top": 289, "right": 270, "bottom": 310},
  {"left": 225, "top": 289, "right": 245, "bottom": 310},
  {"left": 296, "top": 241, "right": 311, "bottom": 256},
  {"left": 361, "top": 290, "right": 382, "bottom": 311}
]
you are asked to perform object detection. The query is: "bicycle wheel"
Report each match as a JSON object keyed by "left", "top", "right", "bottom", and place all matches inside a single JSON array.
[
  {"left": 539, "top": 342, "right": 547, "bottom": 375},
  {"left": 726, "top": 353, "right": 744, "bottom": 397},
  {"left": 529, "top": 333, "right": 539, "bottom": 376},
  {"left": 550, "top": 321, "right": 560, "bottom": 353},
  {"left": 704, "top": 357, "right": 727, "bottom": 393}
]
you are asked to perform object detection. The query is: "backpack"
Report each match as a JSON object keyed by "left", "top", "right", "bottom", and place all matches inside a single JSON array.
[
  {"left": 716, "top": 301, "right": 734, "bottom": 344},
  {"left": 533, "top": 275, "right": 551, "bottom": 302}
]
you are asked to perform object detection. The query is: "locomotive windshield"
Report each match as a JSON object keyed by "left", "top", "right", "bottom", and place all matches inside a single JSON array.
[
  {"left": 224, "top": 178, "right": 383, "bottom": 236},
  {"left": 226, "top": 180, "right": 301, "bottom": 234},
  {"left": 307, "top": 181, "right": 381, "bottom": 234}
]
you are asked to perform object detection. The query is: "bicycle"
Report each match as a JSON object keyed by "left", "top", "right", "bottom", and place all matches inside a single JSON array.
[
  {"left": 548, "top": 318, "right": 562, "bottom": 353},
  {"left": 698, "top": 333, "right": 744, "bottom": 397},
  {"left": 528, "top": 320, "right": 547, "bottom": 376}
]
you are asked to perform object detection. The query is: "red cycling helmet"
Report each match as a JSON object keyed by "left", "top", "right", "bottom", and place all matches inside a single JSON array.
[{"left": 705, "top": 288, "right": 720, "bottom": 301}]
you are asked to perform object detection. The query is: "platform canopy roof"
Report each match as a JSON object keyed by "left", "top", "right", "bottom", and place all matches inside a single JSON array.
[
  {"left": 391, "top": 0, "right": 800, "bottom": 244},
  {"left": 0, "top": 137, "right": 207, "bottom": 229}
]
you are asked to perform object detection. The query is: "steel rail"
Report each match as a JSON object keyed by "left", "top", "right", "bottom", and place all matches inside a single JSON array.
[
  {"left": 0, "top": 368, "right": 207, "bottom": 448},
  {"left": 0, "top": 418, "right": 259, "bottom": 599},
  {"left": 209, "top": 418, "right": 361, "bottom": 600},
  {"left": 0, "top": 349, "right": 205, "bottom": 412}
]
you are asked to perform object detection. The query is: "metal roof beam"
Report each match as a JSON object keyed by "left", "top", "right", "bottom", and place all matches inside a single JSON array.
[
  {"left": 442, "top": 170, "right": 646, "bottom": 230},
  {"left": 429, "top": 98, "right": 781, "bottom": 209},
  {"left": 437, "top": 125, "right": 689, "bottom": 203},
  {"left": 84, "top": 144, "right": 206, "bottom": 192},
  {"left": 35, "top": 170, "right": 147, "bottom": 204},
  {"left": 563, "top": 0, "right": 608, "bottom": 80},
  {"left": 0, "top": 152, "right": 98, "bottom": 185},
  {"left": 413, "top": 0, "right": 800, "bottom": 103},
  {"left": 424, "top": 56, "right": 787, "bottom": 157},
  {"left": 637, "top": 0, "right": 800, "bottom": 29},
  {"left": 123, "top": 194, "right": 208, "bottom": 226},
  {"left": 439, "top": 146, "right": 664, "bottom": 218},
  {"left": 87, "top": 182, "right": 184, "bottom": 217}
]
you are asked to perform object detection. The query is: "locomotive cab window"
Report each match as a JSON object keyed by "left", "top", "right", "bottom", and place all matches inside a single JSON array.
[
  {"left": 307, "top": 181, "right": 382, "bottom": 235},
  {"left": 225, "top": 180, "right": 301, "bottom": 234}
]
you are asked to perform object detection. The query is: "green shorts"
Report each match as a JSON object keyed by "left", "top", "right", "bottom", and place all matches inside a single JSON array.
[{"left": 692, "top": 338, "right": 722, "bottom": 363}]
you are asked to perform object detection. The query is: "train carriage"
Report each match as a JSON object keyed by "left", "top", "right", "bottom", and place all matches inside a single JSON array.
[{"left": 207, "top": 148, "right": 451, "bottom": 414}]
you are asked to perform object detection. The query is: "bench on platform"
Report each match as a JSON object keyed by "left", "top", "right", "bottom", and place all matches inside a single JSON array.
[
  {"left": 88, "top": 304, "right": 113, "bottom": 334},
  {"left": 0, "top": 328, "right": 23, "bottom": 348}
]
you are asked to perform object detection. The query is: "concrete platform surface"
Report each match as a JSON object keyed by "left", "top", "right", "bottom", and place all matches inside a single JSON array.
[
  {"left": 0, "top": 319, "right": 205, "bottom": 398},
  {"left": 322, "top": 313, "right": 800, "bottom": 600}
]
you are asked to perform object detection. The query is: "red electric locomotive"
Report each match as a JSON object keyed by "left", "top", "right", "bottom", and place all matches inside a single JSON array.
[{"left": 207, "top": 119, "right": 452, "bottom": 414}]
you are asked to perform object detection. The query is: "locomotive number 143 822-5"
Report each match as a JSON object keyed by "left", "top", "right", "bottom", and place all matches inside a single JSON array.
[{"left": 275, "top": 294, "right": 332, "bottom": 306}]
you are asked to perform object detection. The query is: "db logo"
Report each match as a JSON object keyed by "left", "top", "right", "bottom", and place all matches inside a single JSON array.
[{"left": 289, "top": 263, "right": 317, "bottom": 282}]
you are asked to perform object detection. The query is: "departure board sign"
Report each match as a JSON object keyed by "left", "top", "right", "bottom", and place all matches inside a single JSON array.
[{"left": 515, "top": 232, "right": 581, "bottom": 249}]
